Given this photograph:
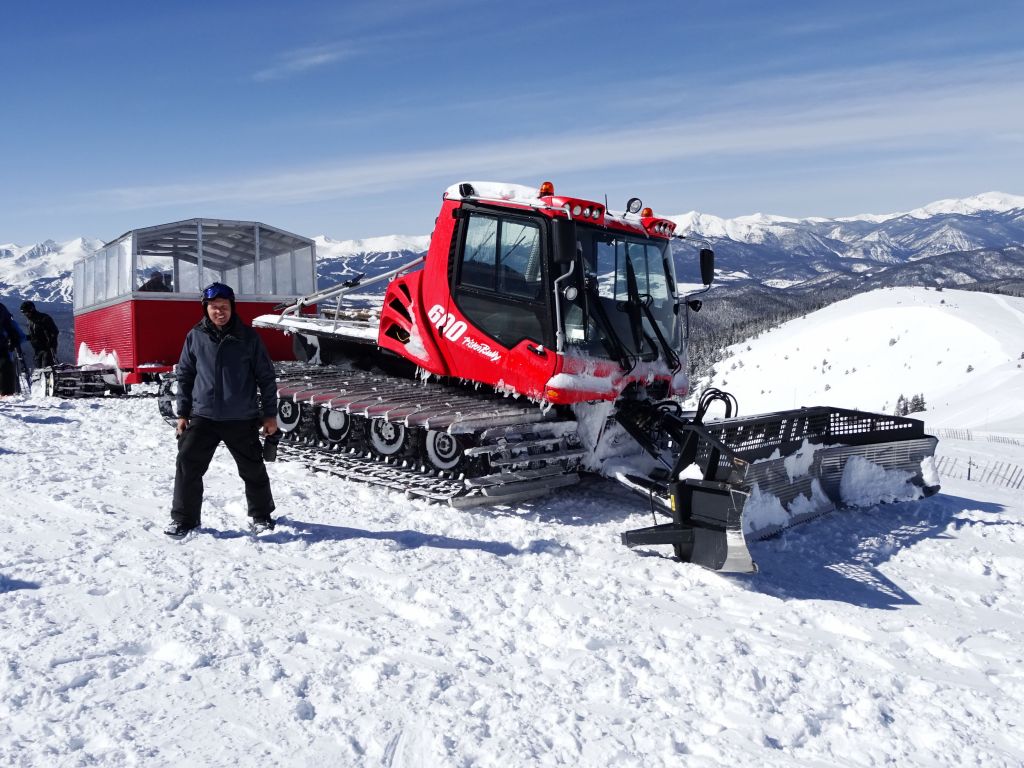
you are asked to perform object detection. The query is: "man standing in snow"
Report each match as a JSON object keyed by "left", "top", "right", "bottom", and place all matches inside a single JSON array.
[
  {"left": 19, "top": 301, "right": 59, "bottom": 368},
  {"left": 165, "top": 282, "right": 279, "bottom": 538}
]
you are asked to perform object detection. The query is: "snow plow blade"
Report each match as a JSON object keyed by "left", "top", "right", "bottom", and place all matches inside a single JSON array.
[{"left": 618, "top": 403, "right": 940, "bottom": 573}]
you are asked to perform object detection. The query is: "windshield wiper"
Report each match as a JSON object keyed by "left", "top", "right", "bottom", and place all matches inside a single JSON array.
[
  {"left": 623, "top": 255, "right": 646, "bottom": 355},
  {"left": 585, "top": 277, "right": 635, "bottom": 372},
  {"left": 624, "top": 253, "right": 680, "bottom": 370},
  {"left": 640, "top": 301, "right": 681, "bottom": 371}
]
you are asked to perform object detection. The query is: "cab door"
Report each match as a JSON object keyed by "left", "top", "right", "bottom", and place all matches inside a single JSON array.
[{"left": 439, "top": 208, "right": 557, "bottom": 397}]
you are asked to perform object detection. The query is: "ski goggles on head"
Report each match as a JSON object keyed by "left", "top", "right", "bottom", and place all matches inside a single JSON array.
[{"left": 202, "top": 282, "right": 235, "bottom": 302}]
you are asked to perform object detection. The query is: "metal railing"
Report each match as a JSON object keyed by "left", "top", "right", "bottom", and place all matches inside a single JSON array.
[{"left": 934, "top": 427, "right": 1023, "bottom": 447}]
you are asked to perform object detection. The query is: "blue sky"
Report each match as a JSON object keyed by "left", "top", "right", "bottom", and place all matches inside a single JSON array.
[{"left": 2, "top": 0, "right": 1022, "bottom": 244}]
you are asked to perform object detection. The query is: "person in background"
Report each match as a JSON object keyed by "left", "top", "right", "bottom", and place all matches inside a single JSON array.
[
  {"left": 20, "top": 301, "right": 59, "bottom": 368},
  {"left": 165, "top": 282, "right": 279, "bottom": 538},
  {"left": 0, "top": 303, "right": 24, "bottom": 396},
  {"left": 139, "top": 269, "right": 172, "bottom": 292}
]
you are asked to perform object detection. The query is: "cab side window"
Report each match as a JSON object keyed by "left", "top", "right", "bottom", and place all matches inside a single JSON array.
[
  {"left": 454, "top": 212, "right": 549, "bottom": 348},
  {"left": 458, "top": 215, "right": 542, "bottom": 299},
  {"left": 460, "top": 216, "right": 499, "bottom": 291}
]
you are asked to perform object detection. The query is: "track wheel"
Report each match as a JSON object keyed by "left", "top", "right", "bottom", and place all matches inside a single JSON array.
[
  {"left": 424, "top": 430, "right": 462, "bottom": 472},
  {"left": 277, "top": 398, "right": 301, "bottom": 433},
  {"left": 369, "top": 418, "right": 407, "bottom": 457},
  {"left": 316, "top": 406, "right": 351, "bottom": 445},
  {"left": 43, "top": 369, "right": 57, "bottom": 398}
]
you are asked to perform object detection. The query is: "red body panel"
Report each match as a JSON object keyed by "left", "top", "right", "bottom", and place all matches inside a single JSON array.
[
  {"left": 377, "top": 199, "right": 559, "bottom": 396},
  {"left": 377, "top": 271, "right": 447, "bottom": 374},
  {"left": 75, "top": 297, "right": 305, "bottom": 380}
]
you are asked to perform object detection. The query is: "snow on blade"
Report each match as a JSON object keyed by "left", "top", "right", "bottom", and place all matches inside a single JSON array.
[
  {"left": 743, "top": 484, "right": 790, "bottom": 534},
  {"left": 839, "top": 455, "right": 923, "bottom": 507},
  {"left": 783, "top": 439, "right": 817, "bottom": 481},
  {"left": 742, "top": 478, "right": 834, "bottom": 538}
]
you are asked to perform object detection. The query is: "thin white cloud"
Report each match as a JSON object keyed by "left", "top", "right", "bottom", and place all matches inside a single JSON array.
[
  {"left": 92, "top": 54, "right": 1024, "bottom": 211},
  {"left": 253, "top": 43, "right": 360, "bottom": 82}
]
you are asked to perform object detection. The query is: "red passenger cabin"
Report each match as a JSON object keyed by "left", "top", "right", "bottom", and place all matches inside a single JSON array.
[{"left": 72, "top": 218, "right": 317, "bottom": 387}]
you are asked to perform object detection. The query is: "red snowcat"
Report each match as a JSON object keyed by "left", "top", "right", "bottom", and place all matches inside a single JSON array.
[{"left": 250, "top": 181, "right": 939, "bottom": 572}]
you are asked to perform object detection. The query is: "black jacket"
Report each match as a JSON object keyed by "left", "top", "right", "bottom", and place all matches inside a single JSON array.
[
  {"left": 175, "top": 315, "right": 278, "bottom": 421},
  {"left": 23, "top": 309, "right": 59, "bottom": 352}
]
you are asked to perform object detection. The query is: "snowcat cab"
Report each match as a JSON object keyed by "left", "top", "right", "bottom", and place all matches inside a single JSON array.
[
  {"left": 252, "top": 182, "right": 940, "bottom": 573},
  {"left": 62, "top": 218, "right": 316, "bottom": 397}
]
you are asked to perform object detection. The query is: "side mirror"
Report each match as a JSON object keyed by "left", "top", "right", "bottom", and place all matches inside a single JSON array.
[
  {"left": 699, "top": 248, "right": 715, "bottom": 286},
  {"left": 552, "top": 218, "right": 577, "bottom": 265}
]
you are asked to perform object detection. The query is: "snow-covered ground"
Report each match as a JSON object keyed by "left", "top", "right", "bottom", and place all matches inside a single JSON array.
[{"left": 2, "top": 288, "right": 1023, "bottom": 767}]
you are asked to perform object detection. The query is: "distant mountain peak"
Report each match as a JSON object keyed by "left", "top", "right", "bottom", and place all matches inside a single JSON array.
[
  {"left": 0, "top": 235, "right": 104, "bottom": 304},
  {"left": 672, "top": 191, "right": 1024, "bottom": 235},
  {"left": 314, "top": 233, "right": 431, "bottom": 258},
  {"left": 904, "top": 191, "right": 1024, "bottom": 219}
]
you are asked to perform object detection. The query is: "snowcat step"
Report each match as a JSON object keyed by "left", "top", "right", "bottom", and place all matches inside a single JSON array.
[
  {"left": 463, "top": 464, "right": 579, "bottom": 489},
  {"left": 479, "top": 472, "right": 580, "bottom": 502},
  {"left": 484, "top": 448, "right": 588, "bottom": 469},
  {"left": 464, "top": 435, "right": 577, "bottom": 457}
]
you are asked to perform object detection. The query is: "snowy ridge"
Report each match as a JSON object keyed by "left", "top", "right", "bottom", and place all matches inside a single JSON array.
[
  {"left": 667, "top": 191, "right": 1024, "bottom": 286},
  {"left": 314, "top": 233, "right": 431, "bottom": 259},
  {"left": 899, "top": 191, "right": 1024, "bottom": 221},
  {"left": 696, "top": 287, "right": 1024, "bottom": 433},
  {"left": 669, "top": 191, "right": 1024, "bottom": 235},
  {"left": 0, "top": 236, "right": 103, "bottom": 303}
]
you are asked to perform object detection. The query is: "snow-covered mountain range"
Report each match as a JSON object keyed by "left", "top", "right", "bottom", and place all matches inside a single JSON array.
[
  {"left": 0, "top": 237, "right": 103, "bottom": 305},
  {"left": 669, "top": 192, "right": 1024, "bottom": 287},
  {"left": 2, "top": 192, "right": 1021, "bottom": 308}
]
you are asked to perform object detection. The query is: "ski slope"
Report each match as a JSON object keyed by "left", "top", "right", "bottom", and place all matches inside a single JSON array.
[
  {"left": 1, "top": 288, "right": 1023, "bottom": 767},
  {"left": 697, "top": 287, "right": 1024, "bottom": 433}
]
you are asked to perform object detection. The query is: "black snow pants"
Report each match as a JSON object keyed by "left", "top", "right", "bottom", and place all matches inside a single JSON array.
[
  {"left": 171, "top": 417, "right": 275, "bottom": 526},
  {"left": 0, "top": 355, "right": 16, "bottom": 395}
]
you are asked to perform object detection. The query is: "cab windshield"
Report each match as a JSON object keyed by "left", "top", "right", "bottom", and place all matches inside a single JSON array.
[{"left": 564, "top": 228, "right": 679, "bottom": 364}]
